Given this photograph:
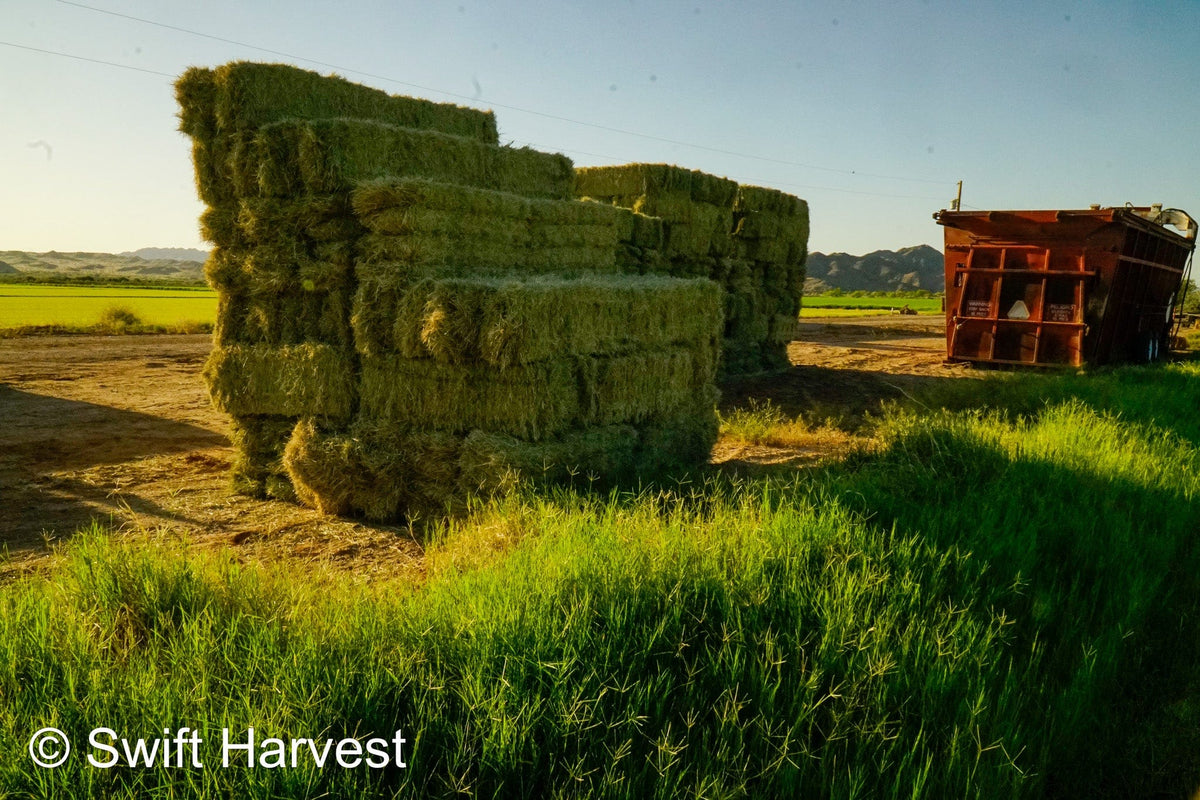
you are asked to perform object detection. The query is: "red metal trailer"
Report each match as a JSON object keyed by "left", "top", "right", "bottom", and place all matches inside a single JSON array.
[{"left": 935, "top": 205, "right": 1196, "bottom": 367}]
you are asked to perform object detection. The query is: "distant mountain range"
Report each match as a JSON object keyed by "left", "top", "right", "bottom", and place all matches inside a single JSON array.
[
  {"left": 0, "top": 245, "right": 944, "bottom": 294},
  {"left": 806, "top": 245, "right": 944, "bottom": 293},
  {"left": 120, "top": 247, "right": 208, "bottom": 262},
  {"left": 0, "top": 249, "right": 208, "bottom": 282}
]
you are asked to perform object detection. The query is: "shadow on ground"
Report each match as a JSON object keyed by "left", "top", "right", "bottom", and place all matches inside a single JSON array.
[
  {"left": 0, "top": 386, "right": 227, "bottom": 548},
  {"left": 720, "top": 363, "right": 968, "bottom": 428}
]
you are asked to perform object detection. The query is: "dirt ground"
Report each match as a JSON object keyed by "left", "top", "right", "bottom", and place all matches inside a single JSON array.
[{"left": 0, "top": 315, "right": 967, "bottom": 575}]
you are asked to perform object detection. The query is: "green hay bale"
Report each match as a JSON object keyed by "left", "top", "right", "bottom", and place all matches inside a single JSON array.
[
  {"left": 175, "top": 67, "right": 218, "bottom": 140},
  {"left": 204, "top": 343, "right": 356, "bottom": 419},
  {"left": 188, "top": 131, "right": 258, "bottom": 207},
  {"left": 213, "top": 291, "right": 249, "bottom": 347},
  {"left": 351, "top": 271, "right": 419, "bottom": 356},
  {"left": 215, "top": 289, "right": 353, "bottom": 349},
  {"left": 574, "top": 164, "right": 738, "bottom": 207},
  {"left": 189, "top": 139, "right": 230, "bottom": 207},
  {"left": 243, "top": 242, "right": 352, "bottom": 294},
  {"left": 203, "top": 247, "right": 247, "bottom": 293},
  {"left": 583, "top": 346, "right": 714, "bottom": 427},
  {"left": 228, "top": 414, "right": 297, "bottom": 498},
  {"left": 719, "top": 341, "right": 767, "bottom": 377},
  {"left": 630, "top": 191, "right": 708, "bottom": 224},
  {"left": 393, "top": 274, "right": 722, "bottom": 367},
  {"left": 208, "top": 258, "right": 352, "bottom": 348},
  {"left": 358, "top": 355, "right": 580, "bottom": 440},
  {"left": 574, "top": 164, "right": 691, "bottom": 198},
  {"left": 629, "top": 209, "right": 665, "bottom": 249},
  {"left": 733, "top": 184, "right": 805, "bottom": 217},
  {"left": 199, "top": 204, "right": 242, "bottom": 249},
  {"left": 238, "top": 195, "right": 364, "bottom": 245},
  {"left": 414, "top": 279, "right": 487, "bottom": 363},
  {"left": 237, "top": 119, "right": 573, "bottom": 199},
  {"left": 358, "top": 345, "right": 714, "bottom": 440},
  {"left": 356, "top": 233, "right": 617, "bottom": 274},
  {"left": 358, "top": 204, "right": 620, "bottom": 252},
  {"left": 353, "top": 178, "right": 621, "bottom": 227},
  {"left": 737, "top": 236, "right": 791, "bottom": 264},
  {"left": 458, "top": 424, "right": 640, "bottom": 495},
  {"left": 726, "top": 312, "right": 771, "bottom": 344},
  {"left": 576, "top": 173, "right": 732, "bottom": 261},
  {"left": 284, "top": 418, "right": 462, "bottom": 520},
  {"left": 635, "top": 390, "right": 719, "bottom": 475},
  {"left": 617, "top": 245, "right": 668, "bottom": 275},
  {"left": 661, "top": 205, "right": 734, "bottom": 260},
  {"left": 731, "top": 212, "right": 781, "bottom": 241},
  {"left": 207, "top": 61, "right": 498, "bottom": 144},
  {"left": 769, "top": 314, "right": 801, "bottom": 343},
  {"left": 787, "top": 261, "right": 807, "bottom": 299}
]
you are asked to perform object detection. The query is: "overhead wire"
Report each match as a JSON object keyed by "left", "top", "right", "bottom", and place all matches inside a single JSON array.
[
  {"left": 513, "top": 141, "right": 954, "bottom": 203},
  {"left": 0, "top": 39, "right": 174, "bottom": 77},
  {"left": 53, "top": 0, "right": 957, "bottom": 191}
]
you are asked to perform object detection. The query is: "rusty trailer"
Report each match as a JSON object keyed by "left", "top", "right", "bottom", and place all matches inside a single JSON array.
[{"left": 935, "top": 206, "right": 1196, "bottom": 367}]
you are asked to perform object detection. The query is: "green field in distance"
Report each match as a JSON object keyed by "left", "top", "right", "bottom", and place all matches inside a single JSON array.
[
  {"left": 0, "top": 284, "right": 217, "bottom": 329},
  {"left": 800, "top": 295, "right": 942, "bottom": 317}
]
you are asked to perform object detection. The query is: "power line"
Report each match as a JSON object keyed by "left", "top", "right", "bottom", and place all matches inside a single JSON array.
[
  {"left": 55, "top": 0, "right": 955, "bottom": 188},
  {"left": 516, "top": 141, "right": 953, "bottom": 203},
  {"left": 0, "top": 39, "right": 173, "bottom": 77}
]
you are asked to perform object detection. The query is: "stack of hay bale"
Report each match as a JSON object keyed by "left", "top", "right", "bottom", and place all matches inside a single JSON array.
[
  {"left": 574, "top": 165, "right": 809, "bottom": 374},
  {"left": 177, "top": 61, "right": 721, "bottom": 519}
]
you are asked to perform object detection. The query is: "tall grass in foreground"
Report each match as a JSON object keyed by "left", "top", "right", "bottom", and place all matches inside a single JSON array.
[{"left": 1, "top": 364, "right": 1198, "bottom": 798}]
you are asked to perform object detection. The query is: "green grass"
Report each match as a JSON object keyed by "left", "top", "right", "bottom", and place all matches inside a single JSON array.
[
  {"left": 0, "top": 285, "right": 217, "bottom": 331},
  {"left": 2, "top": 363, "right": 1199, "bottom": 797},
  {"left": 718, "top": 398, "right": 825, "bottom": 446},
  {"left": 800, "top": 295, "right": 942, "bottom": 317}
]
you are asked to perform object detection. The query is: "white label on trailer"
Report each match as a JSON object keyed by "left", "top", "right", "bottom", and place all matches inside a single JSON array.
[
  {"left": 1046, "top": 304, "right": 1076, "bottom": 322},
  {"left": 966, "top": 300, "right": 990, "bottom": 317}
]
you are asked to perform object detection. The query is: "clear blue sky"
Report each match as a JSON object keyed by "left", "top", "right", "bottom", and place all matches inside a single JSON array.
[{"left": 3, "top": 0, "right": 1198, "bottom": 256}]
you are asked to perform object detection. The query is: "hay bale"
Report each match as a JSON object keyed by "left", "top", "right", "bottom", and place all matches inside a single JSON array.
[
  {"left": 458, "top": 425, "right": 640, "bottom": 494},
  {"left": 574, "top": 164, "right": 738, "bottom": 208},
  {"left": 228, "top": 414, "right": 297, "bottom": 498},
  {"left": 199, "top": 204, "right": 242, "bottom": 249},
  {"left": 175, "top": 67, "right": 218, "bottom": 141},
  {"left": 235, "top": 119, "right": 574, "bottom": 199},
  {"left": 731, "top": 185, "right": 810, "bottom": 266},
  {"left": 358, "top": 345, "right": 714, "bottom": 440},
  {"left": 353, "top": 178, "right": 622, "bottom": 228},
  {"left": 204, "top": 343, "right": 356, "bottom": 418},
  {"left": 733, "top": 184, "right": 807, "bottom": 217},
  {"left": 243, "top": 242, "right": 352, "bottom": 294},
  {"left": 635, "top": 391, "right": 719, "bottom": 475},
  {"left": 213, "top": 290, "right": 250, "bottom": 347},
  {"left": 719, "top": 341, "right": 767, "bottom": 377},
  {"left": 284, "top": 418, "right": 462, "bottom": 520},
  {"left": 355, "top": 233, "right": 617, "bottom": 274},
  {"left": 574, "top": 166, "right": 737, "bottom": 264},
  {"left": 213, "top": 282, "right": 351, "bottom": 348},
  {"left": 238, "top": 195, "right": 364, "bottom": 245},
  {"left": 582, "top": 347, "right": 711, "bottom": 426},
  {"left": 358, "top": 355, "right": 580, "bottom": 440},
  {"left": 201, "top": 62, "right": 498, "bottom": 144},
  {"left": 390, "top": 274, "right": 722, "bottom": 366},
  {"left": 769, "top": 314, "right": 801, "bottom": 344},
  {"left": 189, "top": 138, "right": 232, "bottom": 207},
  {"left": 203, "top": 247, "right": 247, "bottom": 292}
]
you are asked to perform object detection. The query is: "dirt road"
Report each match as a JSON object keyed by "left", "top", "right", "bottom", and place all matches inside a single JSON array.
[{"left": 0, "top": 316, "right": 963, "bottom": 572}]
